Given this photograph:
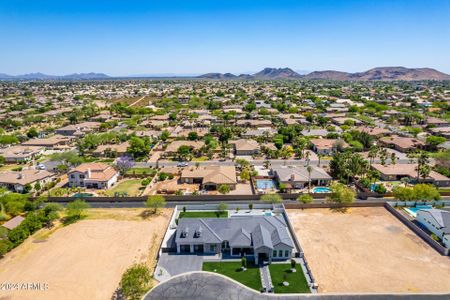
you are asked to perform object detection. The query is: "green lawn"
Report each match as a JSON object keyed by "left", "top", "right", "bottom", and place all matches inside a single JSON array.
[
  {"left": 126, "top": 167, "right": 157, "bottom": 176},
  {"left": 106, "top": 179, "right": 143, "bottom": 196},
  {"left": 269, "top": 264, "right": 310, "bottom": 294},
  {"left": 178, "top": 211, "right": 228, "bottom": 219},
  {"left": 202, "top": 262, "right": 261, "bottom": 291}
]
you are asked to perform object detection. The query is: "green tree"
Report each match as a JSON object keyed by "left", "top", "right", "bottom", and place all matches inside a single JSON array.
[
  {"left": 187, "top": 131, "right": 198, "bottom": 141},
  {"left": 240, "top": 169, "right": 250, "bottom": 182},
  {"left": 145, "top": 195, "right": 166, "bottom": 213},
  {"left": 26, "top": 127, "right": 39, "bottom": 138},
  {"left": 297, "top": 194, "right": 313, "bottom": 204},
  {"left": 218, "top": 184, "right": 231, "bottom": 194},
  {"left": 327, "top": 183, "right": 356, "bottom": 204},
  {"left": 177, "top": 145, "right": 192, "bottom": 161},
  {"left": 119, "top": 264, "right": 152, "bottom": 300},
  {"left": 127, "top": 136, "right": 151, "bottom": 159},
  {"left": 261, "top": 193, "right": 283, "bottom": 204},
  {"left": 66, "top": 200, "right": 90, "bottom": 221}
]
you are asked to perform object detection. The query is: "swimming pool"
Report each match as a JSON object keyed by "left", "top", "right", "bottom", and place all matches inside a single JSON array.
[
  {"left": 312, "top": 186, "right": 331, "bottom": 193},
  {"left": 73, "top": 192, "right": 94, "bottom": 198},
  {"left": 404, "top": 205, "right": 433, "bottom": 217},
  {"left": 256, "top": 179, "right": 276, "bottom": 190}
]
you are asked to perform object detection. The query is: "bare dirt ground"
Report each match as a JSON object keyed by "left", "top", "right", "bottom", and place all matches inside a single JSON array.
[
  {"left": 287, "top": 207, "right": 450, "bottom": 293},
  {"left": 0, "top": 208, "right": 172, "bottom": 300}
]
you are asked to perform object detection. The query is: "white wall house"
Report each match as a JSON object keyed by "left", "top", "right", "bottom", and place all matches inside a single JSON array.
[
  {"left": 68, "top": 163, "right": 119, "bottom": 189},
  {"left": 416, "top": 209, "right": 450, "bottom": 249}
]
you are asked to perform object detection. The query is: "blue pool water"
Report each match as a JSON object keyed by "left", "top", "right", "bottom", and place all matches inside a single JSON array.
[
  {"left": 312, "top": 187, "right": 331, "bottom": 193},
  {"left": 256, "top": 179, "right": 276, "bottom": 190},
  {"left": 264, "top": 212, "right": 273, "bottom": 216},
  {"left": 404, "top": 205, "right": 433, "bottom": 217},
  {"left": 370, "top": 184, "right": 378, "bottom": 192}
]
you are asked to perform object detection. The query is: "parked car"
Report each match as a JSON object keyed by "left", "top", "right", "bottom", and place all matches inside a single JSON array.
[
  {"left": 177, "top": 162, "right": 188, "bottom": 167},
  {"left": 36, "top": 163, "right": 46, "bottom": 170}
]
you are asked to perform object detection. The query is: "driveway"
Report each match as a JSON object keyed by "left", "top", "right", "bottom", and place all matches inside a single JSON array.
[{"left": 155, "top": 253, "right": 203, "bottom": 281}]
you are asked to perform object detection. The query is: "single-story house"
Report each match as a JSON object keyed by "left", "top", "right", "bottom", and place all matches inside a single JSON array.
[
  {"left": 371, "top": 164, "right": 450, "bottom": 187},
  {"left": 0, "top": 146, "right": 44, "bottom": 163},
  {"left": 230, "top": 139, "right": 260, "bottom": 156},
  {"left": 174, "top": 215, "right": 294, "bottom": 263},
  {"left": 0, "top": 169, "right": 55, "bottom": 193},
  {"left": 354, "top": 127, "right": 391, "bottom": 137},
  {"left": 416, "top": 209, "right": 450, "bottom": 248},
  {"left": 272, "top": 166, "right": 332, "bottom": 190},
  {"left": 426, "top": 117, "right": 450, "bottom": 128},
  {"left": 165, "top": 140, "right": 205, "bottom": 154},
  {"left": 22, "top": 135, "right": 72, "bottom": 149},
  {"left": 68, "top": 163, "right": 119, "bottom": 189},
  {"left": 180, "top": 166, "right": 237, "bottom": 190},
  {"left": 310, "top": 138, "right": 348, "bottom": 155},
  {"left": 379, "top": 136, "right": 425, "bottom": 153},
  {"left": 92, "top": 141, "right": 129, "bottom": 157}
]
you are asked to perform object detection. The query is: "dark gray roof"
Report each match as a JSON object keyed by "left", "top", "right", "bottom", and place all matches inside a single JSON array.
[
  {"left": 175, "top": 216, "right": 294, "bottom": 249},
  {"left": 421, "top": 209, "right": 450, "bottom": 234},
  {"left": 252, "top": 224, "right": 273, "bottom": 249}
]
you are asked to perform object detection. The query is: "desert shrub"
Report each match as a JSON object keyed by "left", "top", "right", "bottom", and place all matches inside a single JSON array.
[{"left": 119, "top": 264, "right": 152, "bottom": 300}]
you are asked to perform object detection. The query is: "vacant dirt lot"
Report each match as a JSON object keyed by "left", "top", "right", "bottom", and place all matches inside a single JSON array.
[
  {"left": 0, "top": 208, "right": 172, "bottom": 300},
  {"left": 288, "top": 207, "right": 450, "bottom": 293}
]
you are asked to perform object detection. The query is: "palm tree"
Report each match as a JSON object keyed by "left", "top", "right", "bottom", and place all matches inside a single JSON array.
[
  {"left": 368, "top": 145, "right": 378, "bottom": 166},
  {"left": 416, "top": 151, "right": 430, "bottom": 182}
]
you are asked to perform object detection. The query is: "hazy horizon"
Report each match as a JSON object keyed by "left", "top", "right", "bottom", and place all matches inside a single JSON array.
[{"left": 1, "top": 0, "right": 450, "bottom": 76}]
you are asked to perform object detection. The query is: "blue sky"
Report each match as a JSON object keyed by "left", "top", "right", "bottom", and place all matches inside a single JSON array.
[{"left": 1, "top": 0, "right": 449, "bottom": 76}]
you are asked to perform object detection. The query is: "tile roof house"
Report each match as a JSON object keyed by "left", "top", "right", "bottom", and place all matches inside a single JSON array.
[
  {"left": 174, "top": 216, "right": 294, "bottom": 263},
  {"left": 68, "top": 163, "right": 119, "bottom": 189},
  {"left": 416, "top": 209, "right": 450, "bottom": 249},
  {"left": 230, "top": 139, "right": 260, "bottom": 156},
  {"left": 354, "top": 127, "right": 391, "bottom": 137},
  {"left": 379, "top": 135, "right": 425, "bottom": 152},
  {"left": 310, "top": 138, "right": 348, "bottom": 155},
  {"left": 165, "top": 140, "right": 205, "bottom": 154},
  {"left": 0, "top": 169, "right": 55, "bottom": 193},
  {"left": 180, "top": 166, "right": 237, "bottom": 190},
  {"left": 371, "top": 164, "right": 450, "bottom": 187},
  {"left": 272, "top": 166, "right": 332, "bottom": 190},
  {"left": 92, "top": 141, "right": 130, "bottom": 157},
  {"left": 22, "top": 135, "right": 72, "bottom": 149},
  {"left": 0, "top": 146, "right": 44, "bottom": 163}
]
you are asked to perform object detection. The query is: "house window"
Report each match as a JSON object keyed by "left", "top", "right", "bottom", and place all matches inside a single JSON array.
[
  {"left": 210, "top": 244, "right": 216, "bottom": 252},
  {"left": 70, "top": 175, "right": 75, "bottom": 179},
  {"left": 285, "top": 250, "right": 289, "bottom": 257},
  {"left": 80, "top": 174, "right": 85, "bottom": 179},
  {"left": 273, "top": 250, "right": 277, "bottom": 257},
  {"left": 279, "top": 250, "right": 283, "bottom": 257}
]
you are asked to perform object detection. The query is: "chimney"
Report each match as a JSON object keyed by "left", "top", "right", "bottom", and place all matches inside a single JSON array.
[
  {"left": 87, "top": 168, "right": 91, "bottom": 178},
  {"left": 290, "top": 174, "right": 295, "bottom": 181}
]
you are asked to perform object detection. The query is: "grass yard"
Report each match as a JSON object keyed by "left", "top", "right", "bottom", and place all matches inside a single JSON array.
[
  {"left": 126, "top": 167, "right": 157, "bottom": 176},
  {"left": 269, "top": 264, "right": 310, "bottom": 294},
  {"left": 178, "top": 211, "right": 228, "bottom": 219},
  {"left": 106, "top": 179, "right": 143, "bottom": 196},
  {"left": 203, "top": 262, "right": 261, "bottom": 291}
]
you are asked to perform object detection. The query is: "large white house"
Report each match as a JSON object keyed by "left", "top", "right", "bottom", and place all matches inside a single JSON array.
[
  {"left": 174, "top": 215, "right": 294, "bottom": 264},
  {"left": 68, "top": 163, "right": 119, "bottom": 189},
  {"left": 416, "top": 209, "right": 450, "bottom": 249}
]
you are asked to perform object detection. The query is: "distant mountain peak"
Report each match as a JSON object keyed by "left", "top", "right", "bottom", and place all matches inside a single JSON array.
[
  {"left": 0, "top": 72, "right": 111, "bottom": 80},
  {"left": 253, "top": 67, "right": 301, "bottom": 79}
]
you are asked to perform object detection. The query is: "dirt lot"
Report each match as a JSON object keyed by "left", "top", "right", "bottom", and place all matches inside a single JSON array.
[
  {"left": 0, "top": 208, "right": 172, "bottom": 300},
  {"left": 287, "top": 207, "right": 450, "bottom": 293}
]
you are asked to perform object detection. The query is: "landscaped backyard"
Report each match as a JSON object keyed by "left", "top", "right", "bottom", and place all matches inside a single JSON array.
[
  {"left": 178, "top": 211, "right": 228, "bottom": 219},
  {"left": 106, "top": 179, "right": 143, "bottom": 196},
  {"left": 202, "top": 262, "right": 261, "bottom": 291},
  {"left": 126, "top": 167, "right": 157, "bottom": 176},
  {"left": 269, "top": 264, "right": 310, "bottom": 293}
]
